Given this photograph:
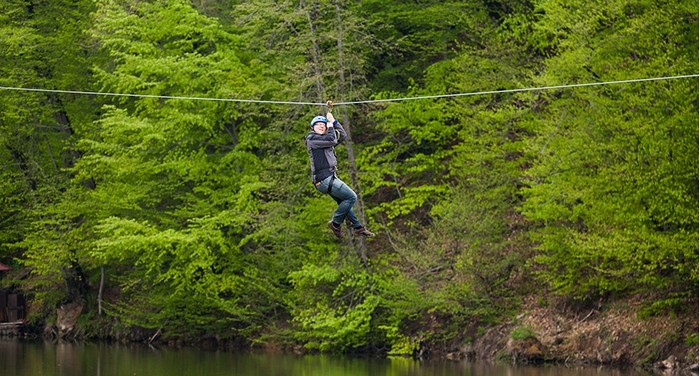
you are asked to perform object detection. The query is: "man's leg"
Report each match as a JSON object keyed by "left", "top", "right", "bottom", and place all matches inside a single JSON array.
[{"left": 328, "top": 177, "right": 361, "bottom": 228}]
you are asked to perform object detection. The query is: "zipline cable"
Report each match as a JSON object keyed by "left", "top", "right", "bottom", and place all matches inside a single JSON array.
[
  {"left": 334, "top": 74, "right": 700, "bottom": 105},
  {"left": 0, "top": 86, "right": 320, "bottom": 106},
  {"left": 0, "top": 74, "right": 697, "bottom": 106}
]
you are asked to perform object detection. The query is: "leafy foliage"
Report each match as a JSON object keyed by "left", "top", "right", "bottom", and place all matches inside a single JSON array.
[
  {"left": 0, "top": 0, "right": 696, "bottom": 355},
  {"left": 519, "top": 0, "right": 698, "bottom": 299}
]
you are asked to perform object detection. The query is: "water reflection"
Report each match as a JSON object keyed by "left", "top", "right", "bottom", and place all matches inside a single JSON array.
[{"left": 0, "top": 339, "right": 651, "bottom": 376}]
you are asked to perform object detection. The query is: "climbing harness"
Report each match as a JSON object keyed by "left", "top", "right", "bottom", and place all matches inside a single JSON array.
[{"left": 326, "top": 174, "right": 336, "bottom": 195}]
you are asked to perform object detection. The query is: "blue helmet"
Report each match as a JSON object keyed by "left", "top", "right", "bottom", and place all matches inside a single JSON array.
[{"left": 310, "top": 116, "right": 328, "bottom": 128}]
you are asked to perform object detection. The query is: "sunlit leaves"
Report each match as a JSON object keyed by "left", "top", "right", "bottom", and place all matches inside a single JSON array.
[
  {"left": 520, "top": 0, "right": 698, "bottom": 298},
  {"left": 1, "top": 0, "right": 696, "bottom": 350}
]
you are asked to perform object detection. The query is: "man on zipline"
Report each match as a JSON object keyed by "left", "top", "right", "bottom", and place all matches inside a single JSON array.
[{"left": 306, "top": 111, "right": 374, "bottom": 239}]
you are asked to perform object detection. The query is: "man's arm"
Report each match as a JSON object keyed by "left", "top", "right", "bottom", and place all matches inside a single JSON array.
[
  {"left": 326, "top": 112, "right": 347, "bottom": 143},
  {"left": 306, "top": 117, "right": 338, "bottom": 149},
  {"left": 306, "top": 132, "right": 337, "bottom": 149}
]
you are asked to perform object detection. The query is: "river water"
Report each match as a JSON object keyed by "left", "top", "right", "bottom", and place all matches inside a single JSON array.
[{"left": 0, "top": 339, "right": 653, "bottom": 376}]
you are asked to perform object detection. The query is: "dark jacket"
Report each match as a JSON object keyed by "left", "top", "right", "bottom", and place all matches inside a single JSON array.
[{"left": 305, "top": 120, "right": 347, "bottom": 183}]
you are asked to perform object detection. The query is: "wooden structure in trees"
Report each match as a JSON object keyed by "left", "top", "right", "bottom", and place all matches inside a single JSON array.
[{"left": 0, "top": 263, "right": 26, "bottom": 327}]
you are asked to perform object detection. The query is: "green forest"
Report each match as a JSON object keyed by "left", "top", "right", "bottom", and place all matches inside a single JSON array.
[{"left": 0, "top": 0, "right": 698, "bottom": 365}]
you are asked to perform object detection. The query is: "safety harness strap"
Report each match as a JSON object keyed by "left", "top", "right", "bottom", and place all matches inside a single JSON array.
[{"left": 327, "top": 175, "right": 336, "bottom": 195}]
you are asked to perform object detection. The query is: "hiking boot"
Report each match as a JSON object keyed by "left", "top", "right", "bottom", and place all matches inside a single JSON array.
[
  {"left": 352, "top": 226, "right": 375, "bottom": 237},
  {"left": 328, "top": 221, "right": 343, "bottom": 239}
]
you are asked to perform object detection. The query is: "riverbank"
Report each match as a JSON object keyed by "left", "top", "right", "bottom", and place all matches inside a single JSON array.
[
  {"left": 434, "top": 295, "right": 699, "bottom": 374},
  {"left": 10, "top": 294, "right": 698, "bottom": 374}
]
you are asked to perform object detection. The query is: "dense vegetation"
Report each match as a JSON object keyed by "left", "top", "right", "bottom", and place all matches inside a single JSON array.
[{"left": 0, "top": 0, "right": 697, "bottom": 357}]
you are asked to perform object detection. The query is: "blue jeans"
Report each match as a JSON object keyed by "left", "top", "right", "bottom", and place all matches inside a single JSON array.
[{"left": 315, "top": 175, "right": 361, "bottom": 228}]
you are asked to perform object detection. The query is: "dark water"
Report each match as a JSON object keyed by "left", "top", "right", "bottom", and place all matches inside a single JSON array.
[{"left": 0, "top": 339, "right": 652, "bottom": 376}]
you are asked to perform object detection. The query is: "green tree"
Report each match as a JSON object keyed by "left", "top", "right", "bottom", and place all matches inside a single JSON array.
[
  {"left": 229, "top": 0, "right": 392, "bottom": 348},
  {"left": 0, "top": 0, "right": 98, "bottom": 313},
  {"left": 357, "top": 4, "right": 538, "bottom": 350},
  {"left": 519, "top": 0, "right": 698, "bottom": 301},
  {"left": 2, "top": 0, "right": 696, "bottom": 353},
  {"left": 12, "top": 0, "right": 288, "bottom": 337}
]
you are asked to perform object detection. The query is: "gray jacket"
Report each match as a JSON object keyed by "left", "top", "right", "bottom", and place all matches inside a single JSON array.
[{"left": 305, "top": 120, "right": 347, "bottom": 183}]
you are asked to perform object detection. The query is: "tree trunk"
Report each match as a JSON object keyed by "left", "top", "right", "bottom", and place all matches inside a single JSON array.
[
  {"left": 98, "top": 265, "right": 104, "bottom": 315},
  {"left": 302, "top": 0, "right": 326, "bottom": 101},
  {"left": 302, "top": 0, "right": 369, "bottom": 266},
  {"left": 333, "top": 1, "right": 368, "bottom": 264}
]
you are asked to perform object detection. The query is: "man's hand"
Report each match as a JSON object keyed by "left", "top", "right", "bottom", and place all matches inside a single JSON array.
[{"left": 326, "top": 112, "right": 335, "bottom": 124}]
